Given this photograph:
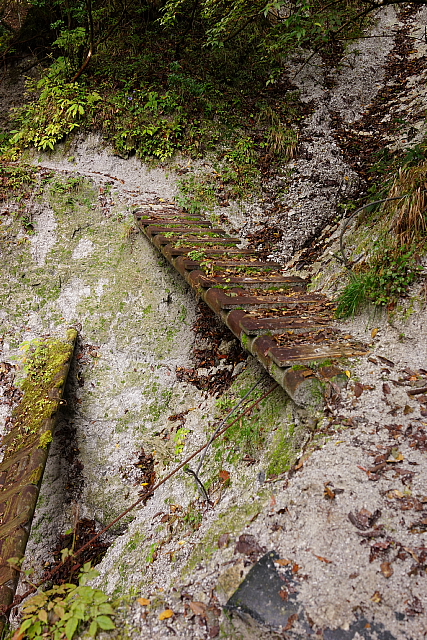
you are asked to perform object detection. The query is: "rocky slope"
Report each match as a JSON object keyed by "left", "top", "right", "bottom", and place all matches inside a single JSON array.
[{"left": 1, "top": 5, "right": 427, "bottom": 639}]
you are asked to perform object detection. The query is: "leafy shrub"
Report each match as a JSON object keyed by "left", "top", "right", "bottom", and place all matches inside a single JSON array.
[
  {"left": 99, "top": 89, "right": 184, "bottom": 160},
  {"left": 10, "top": 79, "right": 102, "bottom": 151},
  {"left": 16, "top": 563, "right": 115, "bottom": 640}
]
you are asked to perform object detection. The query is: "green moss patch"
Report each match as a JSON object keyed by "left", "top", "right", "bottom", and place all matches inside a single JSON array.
[{"left": 8, "top": 331, "right": 76, "bottom": 455}]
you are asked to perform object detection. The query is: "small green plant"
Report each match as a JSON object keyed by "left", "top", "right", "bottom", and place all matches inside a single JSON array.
[
  {"left": 173, "top": 427, "right": 191, "bottom": 455},
  {"left": 200, "top": 258, "right": 216, "bottom": 276},
  {"left": 336, "top": 272, "right": 375, "bottom": 318},
  {"left": 336, "top": 246, "right": 423, "bottom": 317},
  {"left": 183, "top": 504, "right": 203, "bottom": 531},
  {"left": 187, "top": 249, "right": 207, "bottom": 261},
  {"left": 16, "top": 563, "right": 115, "bottom": 640},
  {"left": 147, "top": 542, "right": 160, "bottom": 563}
]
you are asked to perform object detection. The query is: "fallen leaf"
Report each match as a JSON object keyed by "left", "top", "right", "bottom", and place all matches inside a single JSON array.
[
  {"left": 387, "top": 450, "right": 404, "bottom": 462},
  {"left": 378, "top": 356, "right": 394, "bottom": 367},
  {"left": 209, "top": 625, "right": 220, "bottom": 638},
  {"left": 235, "top": 534, "right": 265, "bottom": 556},
  {"left": 313, "top": 554, "right": 332, "bottom": 564},
  {"left": 219, "top": 469, "right": 230, "bottom": 482},
  {"left": 189, "top": 601, "right": 207, "bottom": 616},
  {"left": 354, "top": 382, "right": 364, "bottom": 398},
  {"left": 380, "top": 562, "right": 393, "bottom": 578},
  {"left": 404, "top": 405, "right": 414, "bottom": 414},
  {"left": 369, "top": 541, "right": 391, "bottom": 562},
  {"left": 371, "top": 591, "right": 382, "bottom": 603},
  {"left": 137, "top": 598, "right": 151, "bottom": 606},
  {"left": 159, "top": 609, "right": 174, "bottom": 620},
  {"left": 292, "top": 563, "right": 300, "bottom": 573},
  {"left": 406, "top": 596, "right": 424, "bottom": 615},
  {"left": 387, "top": 489, "right": 405, "bottom": 499},
  {"left": 324, "top": 484, "right": 335, "bottom": 500},
  {"left": 371, "top": 327, "right": 379, "bottom": 339},
  {"left": 218, "top": 533, "right": 230, "bottom": 549},
  {"left": 345, "top": 370, "right": 351, "bottom": 378},
  {"left": 383, "top": 383, "right": 391, "bottom": 395},
  {"left": 284, "top": 613, "right": 299, "bottom": 631},
  {"left": 276, "top": 558, "right": 291, "bottom": 566},
  {"left": 407, "top": 386, "right": 427, "bottom": 396},
  {"left": 348, "top": 508, "right": 381, "bottom": 530}
]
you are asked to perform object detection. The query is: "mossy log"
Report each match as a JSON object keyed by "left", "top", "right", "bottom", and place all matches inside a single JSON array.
[{"left": 0, "top": 330, "right": 77, "bottom": 630}]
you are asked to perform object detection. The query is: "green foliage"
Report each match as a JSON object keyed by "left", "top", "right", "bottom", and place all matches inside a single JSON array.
[
  {"left": 337, "top": 156, "right": 427, "bottom": 318},
  {"left": 173, "top": 427, "right": 191, "bottom": 455},
  {"left": 187, "top": 249, "right": 208, "bottom": 261},
  {"left": 336, "top": 245, "right": 423, "bottom": 317},
  {"left": 101, "top": 88, "right": 184, "bottom": 160},
  {"left": 10, "top": 78, "right": 102, "bottom": 151},
  {"left": 336, "top": 272, "right": 376, "bottom": 318},
  {"left": 0, "top": 164, "right": 37, "bottom": 202},
  {"left": 183, "top": 504, "right": 203, "bottom": 531},
  {"left": 16, "top": 563, "right": 115, "bottom": 640},
  {"left": 147, "top": 542, "right": 159, "bottom": 563},
  {"left": 177, "top": 174, "right": 218, "bottom": 214}
]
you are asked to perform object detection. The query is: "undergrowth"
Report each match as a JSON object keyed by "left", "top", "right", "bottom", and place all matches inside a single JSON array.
[
  {"left": 10, "top": 563, "right": 115, "bottom": 640},
  {"left": 336, "top": 161, "right": 427, "bottom": 317}
]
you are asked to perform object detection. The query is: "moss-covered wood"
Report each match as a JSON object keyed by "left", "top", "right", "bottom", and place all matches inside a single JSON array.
[{"left": 0, "top": 330, "right": 77, "bottom": 630}]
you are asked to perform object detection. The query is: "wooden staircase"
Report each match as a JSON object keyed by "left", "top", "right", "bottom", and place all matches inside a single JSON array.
[{"left": 134, "top": 203, "right": 368, "bottom": 404}]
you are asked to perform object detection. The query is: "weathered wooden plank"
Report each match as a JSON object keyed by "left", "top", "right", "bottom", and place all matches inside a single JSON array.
[
  {"left": 269, "top": 343, "right": 369, "bottom": 367},
  {"left": 0, "top": 330, "right": 77, "bottom": 629}
]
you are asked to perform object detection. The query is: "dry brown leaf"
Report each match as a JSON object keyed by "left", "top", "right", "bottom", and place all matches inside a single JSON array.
[
  {"left": 276, "top": 558, "right": 291, "bottom": 566},
  {"left": 371, "top": 327, "right": 379, "bottom": 339},
  {"left": 219, "top": 469, "right": 230, "bottom": 482},
  {"left": 383, "top": 383, "right": 391, "bottom": 395},
  {"left": 387, "top": 489, "right": 405, "bottom": 499},
  {"left": 137, "top": 598, "right": 151, "bottom": 606},
  {"left": 380, "top": 562, "right": 394, "bottom": 578},
  {"left": 324, "top": 484, "right": 336, "bottom": 500},
  {"left": 159, "top": 609, "right": 174, "bottom": 620},
  {"left": 284, "top": 613, "right": 299, "bottom": 631},
  {"left": 218, "top": 533, "right": 230, "bottom": 549},
  {"left": 354, "top": 382, "right": 364, "bottom": 398},
  {"left": 189, "top": 601, "right": 207, "bottom": 616},
  {"left": 313, "top": 554, "right": 333, "bottom": 564},
  {"left": 371, "top": 591, "right": 382, "bottom": 603}
]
